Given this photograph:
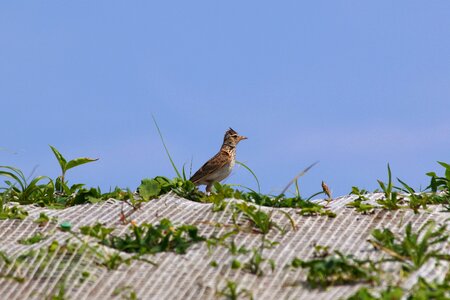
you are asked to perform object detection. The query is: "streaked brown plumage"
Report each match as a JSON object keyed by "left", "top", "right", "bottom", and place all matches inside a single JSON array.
[{"left": 190, "top": 128, "right": 247, "bottom": 193}]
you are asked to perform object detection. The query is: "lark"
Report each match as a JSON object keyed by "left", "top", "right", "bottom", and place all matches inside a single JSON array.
[{"left": 190, "top": 128, "right": 247, "bottom": 193}]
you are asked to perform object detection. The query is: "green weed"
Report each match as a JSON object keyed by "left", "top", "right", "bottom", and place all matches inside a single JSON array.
[
  {"left": 47, "top": 281, "right": 67, "bottom": 300},
  {"left": 81, "top": 219, "right": 205, "bottom": 255},
  {"left": 232, "top": 202, "right": 281, "bottom": 234},
  {"left": 409, "top": 274, "right": 450, "bottom": 300},
  {"left": 216, "top": 280, "right": 253, "bottom": 300},
  {"left": 50, "top": 145, "right": 98, "bottom": 190},
  {"left": 395, "top": 178, "right": 429, "bottom": 213},
  {"left": 291, "top": 245, "right": 379, "bottom": 288},
  {"left": 347, "top": 286, "right": 404, "bottom": 300},
  {"left": 34, "top": 212, "right": 58, "bottom": 226},
  {"left": 152, "top": 115, "right": 182, "bottom": 179},
  {"left": 369, "top": 220, "right": 450, "bottom": 272},
  {"left": 279, "top": 161, "right": 319, "bottom": 196},
  {"left": 236, "top": 160, "right": 261, "bottom": 193},
  {"left": 348, "top": 273, "right": 450, "bottom": 300},
  {"left": 207, "top": 183, "right": 237, "bottom": 211},
  {"left": 297, "top": 200, "right": 336, "bottom": 217},
  {"left": 242, "top": 248, "right": 275, "bottom": 276},
  {"left": 346, "top": 201, "right": 375, "bottom": 214},
  {"left": 376, "top": 164, "right": 404, "bottom": 210},
  {"left": 206, "top": 231, "right": 249, "bottom": 255},
  {"left": 0, "top": 165, "right": 52, "bottom": 205},
  {"left": 0, "top": 203, "right": 28, "bottom": 220},
  {"left": 0, "top": 250, "right": 26, "bottom": 282},
  {"left": 426, "top": 161, "right": 450, "bottom": 193},
  {"left": 113, "top": 285, "right": 139, "bottom": 300},
  {"left": 426, "top": 161, "right": 450, "bottom": 210},
  {"left": 347, "top": 186, "right": 376, "bottom": 214},
  {"left": 232, "top": 202, "right": 273, "bottom": 234},
  {"left": 18, "top": 232, "right": 47, "bottom": 245},
  {"left": 137, "top": 176, "right": 203, "bottom": 202},
  {"left": 291, "top": 250, "right": 379, "bottom": 288}
]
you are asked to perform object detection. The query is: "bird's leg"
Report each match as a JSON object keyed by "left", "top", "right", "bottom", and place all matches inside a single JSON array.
[{"left": 206, "top": 182, "right": 213, "bottom": 195}]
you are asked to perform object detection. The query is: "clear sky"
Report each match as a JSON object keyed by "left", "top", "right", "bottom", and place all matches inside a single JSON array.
[{"left": 1, "top": 1, "right": 449, "bottom": 198}]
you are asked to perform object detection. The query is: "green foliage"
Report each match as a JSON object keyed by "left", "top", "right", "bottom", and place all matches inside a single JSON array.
[
  {"left": 297, "top": 200, "right": 336, "bottom": 217},
  {"left": 231, "top": 259, "right": 241, "bottom": 269},
  {"left": 376, "top": 164, "right": 403, "bottom": 210},
  {"left": 152, "top": 115, "right": 182, "bottom": 179},
  {"left": 18, "top": 232, "right": 47, "bottom": 245},
  {"left": 0, "top": 203, "right": 28, "bottom": 220},
  {"left": 49, "top": 145, "right": 98, "bottom": 188},
  {"left": 81, "top": 219, "right": 205, "bottom": 255},
  {"left": 347, "top": 186, "right": 376, "bottom": 214},
  {"left": 113, "top": 286, "right": 138, "bottom": 300},
  {"left": 347, "top": 286, "right": 404, "bottom": 300},
  {"left": 232, "top": 202, "right": 278, "bottom": 234},
  {"left": 426, "top": 161, "right": 450, "bottom": 192},
  {"left": 50, "top": 185, "right": 111, "bottom": 207},
  {"left": 0, "top": 165, "right": 52, "bottom": 205},
  {"left": 409, "top": 274, "right": 450, "bottom": 300},
  {"left": 242, "top": 248, "right": 275, "bottom": 276},
  {"left": 395, "top": 178, "right": 429, "bottom": 213},
  {"left": 291, "top": 250, "right": 379, "bottom": 288},
  {"left": 34, "top": 212, "right": 58, "bottom": 226},
  {"left": 279, "top": 161, "right": 319, "bottom": 196},
  {"left": 80, "top": 222, "right": 115, "bottom": 240},
  {"left": 1, "top": 147, "right": 129, "bottom": 208},
  {"left": 137, "top": 178, "right": 161, "bottom": 200},
  {"left": 137, "top": 176, "right": 204, "bottom": 202},
  {"left": 236, "top": 160, "right": 261, "bottom": 193},
  {"left": 0, "top": 250, "right": 25, "bottom": 283},
  {"left": 347, "top": 162, "right": 450, "bottom": 213},
  {"left": 218, "top": 184, "right": 334, "bottom": 215},
  {"left": 208, "top": 183, "right": 243, "bottom": 211},
  {"left": 216, "top": 280, "right": 253, "bottom": 300},
  {"left": 34, "top": 212, "right": 51, "bottom": 225},
  {"left": 426, "top": 161, "right": 450, "bottom": 211},
  {"left": 348, "top": 273, "right": 450, "bottom": 300},
  {"left": 350, "top": 186, "right": 369, "bottom": 201},
  {"left": 56, "top": 186, "right": 105, "bottom": 207},
  {"left": 369, "top": 220, "right": 450, "bottom": 272},
  {"left": 346, "top": 200, "right": 376, "bottom": 214},
  {"left": 47, "top": 282, "right": 67, "bottom": 300},
  {"left": 50, "top": 233, "right": 140, "bottom": 270},
  {"left": 207, "top": 231, "right": 249, "bottom": 255}
]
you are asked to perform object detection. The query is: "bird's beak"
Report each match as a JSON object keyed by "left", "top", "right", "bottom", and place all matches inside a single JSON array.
[{"left": 238, "top": 135, "right": 248, "bottom": 141}]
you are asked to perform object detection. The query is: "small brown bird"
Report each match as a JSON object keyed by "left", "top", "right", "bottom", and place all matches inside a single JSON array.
[{"left": 190, "top": 128, "right": 247, "bottom": 193}]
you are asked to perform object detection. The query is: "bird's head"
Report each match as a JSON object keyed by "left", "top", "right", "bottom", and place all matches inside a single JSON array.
[{"left": 223, "top": 128, "right": 247, "bottom": 146}]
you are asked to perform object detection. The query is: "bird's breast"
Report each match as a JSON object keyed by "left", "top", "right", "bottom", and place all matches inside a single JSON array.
[{"left": 211, "top": 157, "right": 235, "bottom": 182}]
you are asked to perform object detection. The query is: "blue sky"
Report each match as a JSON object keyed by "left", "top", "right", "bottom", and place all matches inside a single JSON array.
[{"left": 1, "top": 1, "right": 449, "bottom": 198}]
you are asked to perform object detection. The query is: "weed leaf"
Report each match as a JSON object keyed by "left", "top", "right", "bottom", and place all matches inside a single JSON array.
[
  {"left": 66, "top": 157, "right": 99, "bottom": 171},
  {"left": 138, "top": 179, "right": 161, "bottom": 201}
]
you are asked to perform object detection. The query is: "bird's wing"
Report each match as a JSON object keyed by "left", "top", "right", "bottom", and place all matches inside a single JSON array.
[{"left": 189, "top": 151, "right": 230, "bottom": 184}]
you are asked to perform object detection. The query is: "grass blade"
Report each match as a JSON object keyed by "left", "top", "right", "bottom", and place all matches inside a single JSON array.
[
  {"left": 236, "top": 161, "right": 261, "bottom": 194},
  {"left": 152, "top": 115, "right": 181, "bottom": 178},
  {"left": 279, "top": 161, "right": 319, "bottom": 196}
]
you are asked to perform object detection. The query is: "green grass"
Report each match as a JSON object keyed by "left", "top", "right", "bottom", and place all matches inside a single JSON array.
[
  {"left": 216, "top": 280, "right": 253, "bottom": 300},
  {"left": 348, "top": 273, "right": 450, "bottom": 300},
  {"left": 347, "top": 162, "right": 450, "bottom": 213},
  {"left": 369, "top": 220, "right": 450, "bottom": 273},
  {"left": 290, "top": 218, "right": 450, "bottom": 290},
  {"left": 290, "top": 250, "right": 379, "bottom": 288},
  {"left": 18, "top": 232, "right": 47, "bottom": 245},
  {"left": 80, "top": 219, "right": 205, "bottom": 255}
]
